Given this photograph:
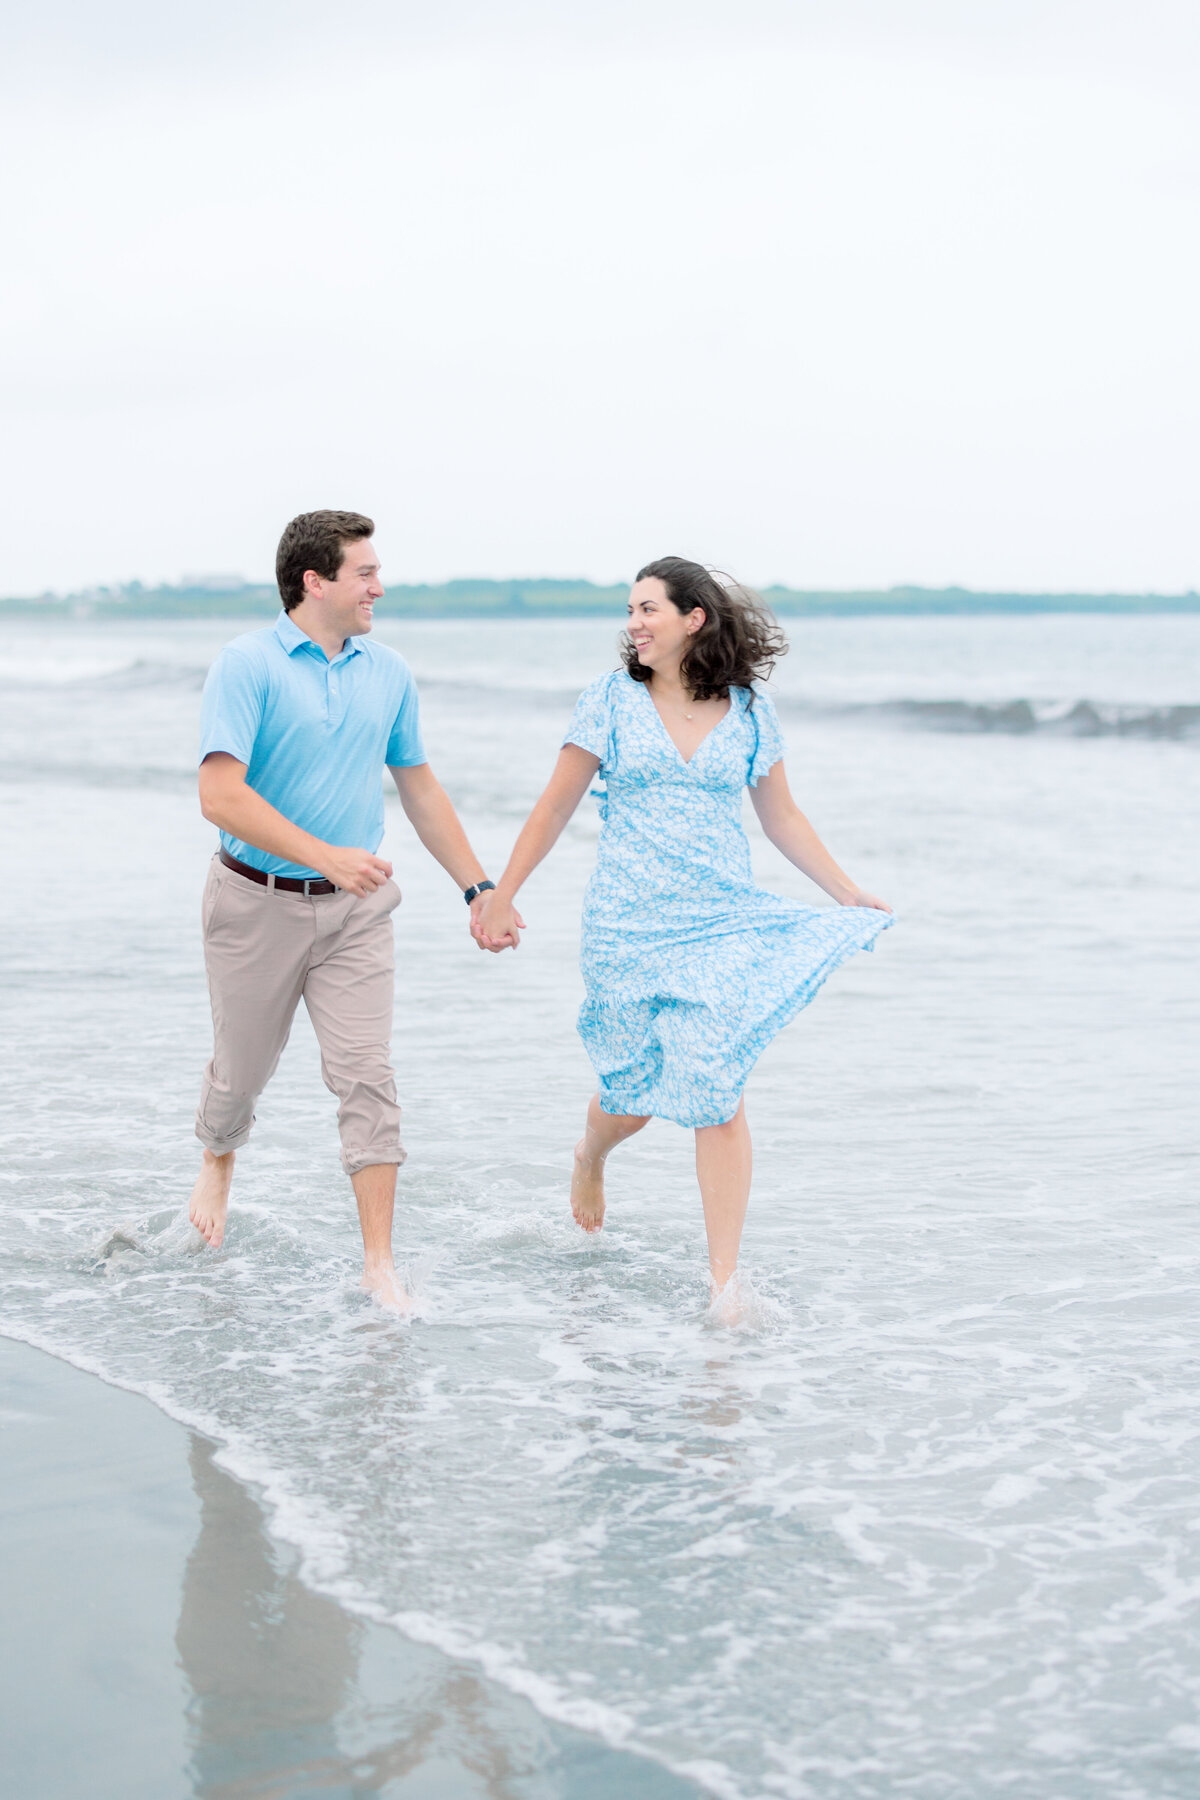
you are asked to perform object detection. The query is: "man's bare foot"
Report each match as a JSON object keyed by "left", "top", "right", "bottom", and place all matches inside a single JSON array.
[
  {"left": 189, "top": 1150, "right": 234, "bottom": 1248},
  {"left": 360, "top": 1263, "right": 413, "bottom": 1315},
  {"left": 570, "top": 1140, "right": 606, "bottom": 1232}
]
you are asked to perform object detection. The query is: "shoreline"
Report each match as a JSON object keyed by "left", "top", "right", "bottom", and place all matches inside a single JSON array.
[{"left": 0, "top": 1335, "right": 707, "bottom": 1799}]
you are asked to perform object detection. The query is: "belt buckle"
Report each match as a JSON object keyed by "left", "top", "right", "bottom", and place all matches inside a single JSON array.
[{"left": 303, "top": 878, "right": 316, "bottom": 896}]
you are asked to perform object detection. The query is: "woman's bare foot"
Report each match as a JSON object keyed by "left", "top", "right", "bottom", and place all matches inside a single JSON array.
[
  {"left": 571, "top": 1139, "right": 606, "bottom": 1232},
  {"left": 708, "top": 1270, "right": 745, "bottom": 1326},
  {"left": 568, "top": 1099, "right": 649, "bottom": 1233},
  {"left": 360, "top": 1262, "right": 413, "bottom": 1315},
  {"left": 189, "top": 1150, "right": 235, "bottom": 1248}
]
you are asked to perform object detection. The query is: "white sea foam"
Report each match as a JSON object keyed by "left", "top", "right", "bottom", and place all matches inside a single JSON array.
[
  {"left": 705, "top": 1270, "right": 789, "bottom": 1334},
  {"left": 0, "top": 654, "right": 144, "bottom": 686}
]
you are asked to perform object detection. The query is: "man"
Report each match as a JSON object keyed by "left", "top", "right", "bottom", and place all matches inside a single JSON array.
[{"left": 188, "top": 510, "right": 517, "bottom": 1311}]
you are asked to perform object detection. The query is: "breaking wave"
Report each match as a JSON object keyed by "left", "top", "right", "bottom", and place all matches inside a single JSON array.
[
  {"left": 882, "top": 697, "right": 1200, "bottom": 738},
  {"left": 775, "top": 695, "right": 1200, "bottom": 739}
]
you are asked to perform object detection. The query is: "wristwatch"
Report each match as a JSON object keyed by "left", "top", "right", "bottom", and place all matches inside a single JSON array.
[{"left": 463, "top": 880, "right": 496, "bottom": 905}]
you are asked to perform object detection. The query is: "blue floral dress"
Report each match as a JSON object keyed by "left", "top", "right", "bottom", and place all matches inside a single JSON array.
[{"left": 564, "top": 669, "right": 894, "bottom": 1128}]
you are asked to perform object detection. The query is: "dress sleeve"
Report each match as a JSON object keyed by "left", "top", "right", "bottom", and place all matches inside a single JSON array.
[
  {"left": 563, "top": 673, "right": 613, "bottom": 765},
  {"left": 747, "top": 687, "right": 785, "bottom": 786}
]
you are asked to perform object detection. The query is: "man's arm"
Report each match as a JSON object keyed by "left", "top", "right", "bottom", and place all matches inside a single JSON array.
[
  {"left": 389, "top": 763, "right": 519, "bottom": 950},
  {"left": 199, "top": 753, "right": 393, "bottom": 897}
]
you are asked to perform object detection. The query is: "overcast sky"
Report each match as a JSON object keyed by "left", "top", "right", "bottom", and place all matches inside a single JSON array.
[{"left": 3, "top": 0, "right": 1197, "bottom": 594}]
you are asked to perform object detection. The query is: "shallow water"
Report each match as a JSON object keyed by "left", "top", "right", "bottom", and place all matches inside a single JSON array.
[{"left": 2, "top": 613, "right": 1198, "bottom": 1798}]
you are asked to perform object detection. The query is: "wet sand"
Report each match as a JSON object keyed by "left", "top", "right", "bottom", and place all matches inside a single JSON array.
[{"left": 0, "top": 1338, "right": 706, "bottom": 1799}]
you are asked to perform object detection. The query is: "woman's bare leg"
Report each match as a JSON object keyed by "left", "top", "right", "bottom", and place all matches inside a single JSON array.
[
  {"left": 695, "top": 1100, "right": 752, "bottom": 1291},
  {"left": 571, "top": 1093, "right": 650, "bottom": 1231}
]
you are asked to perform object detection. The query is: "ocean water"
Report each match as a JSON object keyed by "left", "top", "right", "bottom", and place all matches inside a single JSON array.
[{"left": 2, "top": 611, "right": 1198, "bottom": 1799}]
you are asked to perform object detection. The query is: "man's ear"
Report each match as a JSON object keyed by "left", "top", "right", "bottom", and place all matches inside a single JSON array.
[{"left": 301, "top": 568, "right": 324, "bottom": 599}]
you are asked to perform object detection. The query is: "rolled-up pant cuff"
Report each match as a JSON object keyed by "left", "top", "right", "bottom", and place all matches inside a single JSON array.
[
  {"left": 194, "top": 1118, "right": 254, "bottom": 1157},
  {"left": 342, "top": 1143, "right": 407, "bottom": 1177}
]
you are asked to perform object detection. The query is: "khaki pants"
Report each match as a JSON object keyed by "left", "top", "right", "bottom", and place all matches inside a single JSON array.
[{"left": 195, "top": 854, "right": 405, "bottom": 1174}]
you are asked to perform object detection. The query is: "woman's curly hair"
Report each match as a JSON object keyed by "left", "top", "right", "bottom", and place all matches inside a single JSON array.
[{"left": 621, "top": 556, "right": 788, "bottom": 700}]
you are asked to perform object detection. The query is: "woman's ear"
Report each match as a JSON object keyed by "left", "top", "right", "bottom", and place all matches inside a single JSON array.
[{"left": 686, "top": 607, "right": 706, "bottom": 636}]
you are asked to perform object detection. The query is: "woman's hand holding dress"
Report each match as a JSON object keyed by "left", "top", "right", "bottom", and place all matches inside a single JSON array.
[{"left": 835, "top": 886, "right": 892, "bottom": 913}]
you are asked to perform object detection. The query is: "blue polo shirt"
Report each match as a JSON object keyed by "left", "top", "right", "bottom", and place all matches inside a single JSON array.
[{"left": 198, "top": 612, "right": 426, "bottom": 878}]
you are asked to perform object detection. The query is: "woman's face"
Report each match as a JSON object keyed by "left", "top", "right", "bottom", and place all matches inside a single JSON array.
[{"left": 626, "top": 577, "right": 705, "bottom": 674}]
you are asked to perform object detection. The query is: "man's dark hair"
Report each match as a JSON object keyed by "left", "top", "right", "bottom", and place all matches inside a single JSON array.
[
  {"left": 622, "top": 556, "right": 788, "bottom": 700},
  {"left": 275, "top": 510, "right": 376, "bottom": 612}
]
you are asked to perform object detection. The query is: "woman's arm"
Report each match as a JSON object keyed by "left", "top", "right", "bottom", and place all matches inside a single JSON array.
[
  {"left": 748, "top": 761, "right": 891, "bottom": 911},
  {"left": 472, "top": 744, "right": 601, "bottom": 948},
  {"left": 389, "top": 762, "right": 516, "bottom": 952}
]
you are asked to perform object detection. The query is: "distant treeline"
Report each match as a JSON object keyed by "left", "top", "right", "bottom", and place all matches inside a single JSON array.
[{"left": 4, "top": 578, "right": 1198, "bottom": 618}]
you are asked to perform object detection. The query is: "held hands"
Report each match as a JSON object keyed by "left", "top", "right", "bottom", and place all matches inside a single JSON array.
[
  {"left": 317, "top": 847, "right": 394, "bottom": 897},
  {"left": 470, "top": 890, "right": 525, "bottom": 953}
]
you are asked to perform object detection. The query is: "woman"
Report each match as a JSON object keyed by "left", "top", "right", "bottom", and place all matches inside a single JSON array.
[{"left": 475, "top": 557, "right": 894, "bottom": 1300}]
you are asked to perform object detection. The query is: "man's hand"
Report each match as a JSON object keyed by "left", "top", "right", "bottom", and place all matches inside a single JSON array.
[
  {"left": 318, "top": 847, "right": 394, "bottom": 897},
  {"left": 471, "top": 891, "right": 524, "bottom": 952},
  {"left": 198, "top": 756, "right": 391, "bottom": 895}
]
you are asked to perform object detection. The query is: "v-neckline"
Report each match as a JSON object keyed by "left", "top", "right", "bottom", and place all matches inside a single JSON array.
[{"left": 637, "top": 677, "right": 734, "bottom": 767}]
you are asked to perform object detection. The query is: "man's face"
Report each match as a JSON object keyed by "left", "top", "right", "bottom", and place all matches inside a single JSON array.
[{"left": 312, "top": 538, "right": 384, "bottom": 636}]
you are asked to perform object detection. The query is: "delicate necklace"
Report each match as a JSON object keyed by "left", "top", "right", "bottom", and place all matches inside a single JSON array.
[{"left": 652, "top": 680, "right": 695, "bottom": 720}]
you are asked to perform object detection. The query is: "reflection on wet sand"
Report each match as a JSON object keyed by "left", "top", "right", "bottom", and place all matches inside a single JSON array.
[
  {"left": 177, "top": 1437, "right": 356, "bottom": 1796},
  {"left": 176, "top": 1437, "right": 702, "bottom": 1799}
]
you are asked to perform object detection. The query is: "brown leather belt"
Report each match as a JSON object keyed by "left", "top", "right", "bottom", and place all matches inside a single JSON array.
[{"left": 219, "top": 846, "right": 337, "bottom": 895}]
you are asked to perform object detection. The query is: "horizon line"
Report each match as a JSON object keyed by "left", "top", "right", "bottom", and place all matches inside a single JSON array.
[{"left": 6, "top": 575, "right": 1199, "bottom": 605}]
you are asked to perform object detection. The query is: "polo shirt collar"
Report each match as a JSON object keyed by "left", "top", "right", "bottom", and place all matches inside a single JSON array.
[{"left": 273, "top": 612, "right": 364, "bottom": 660}]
